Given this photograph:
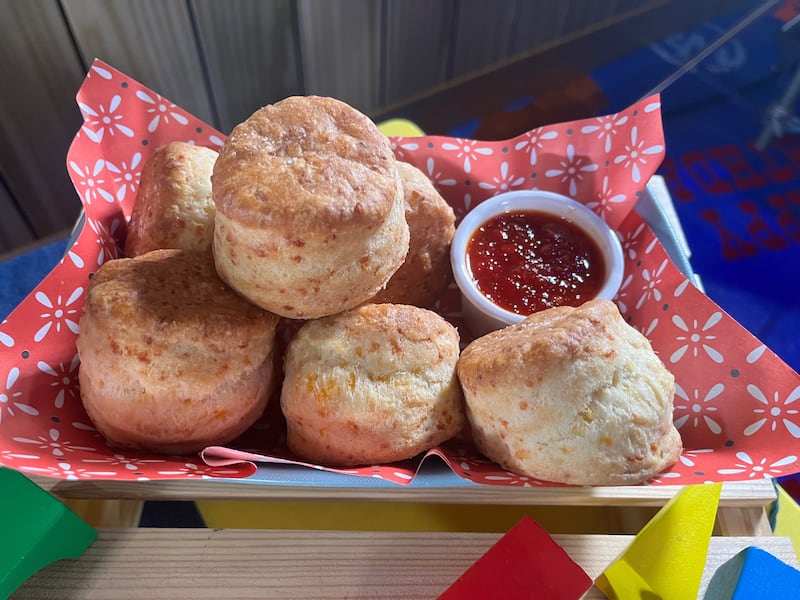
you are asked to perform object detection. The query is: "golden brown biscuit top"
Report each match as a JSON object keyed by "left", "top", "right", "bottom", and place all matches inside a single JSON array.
[
  {"left": 85, "top": 249, "right": 278, "bottom": 343},
  {"left": 212, "top": 96, "right": 399, "bottom": 232},
  {"left": 306, "top": 302, "right": 459, "bottom": 346},
  {"left": 124, "top": 142, "right": 218, "bottom": 257},
  {"left": 459, "top": 299, "right": 625, "bottom": 380},
  {"left": 289, "top": 303, "right": 460, "bottom": 380},
  {"left": 346, "top": 303, "right": 459, "bottom": 345}
]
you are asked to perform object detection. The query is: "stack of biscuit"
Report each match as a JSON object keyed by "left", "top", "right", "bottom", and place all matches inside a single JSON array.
[
  {"left": 76, "top": 95, "right": 463, "bottom": 464},
  {"left": 76, "top": 94, "right": 681, "bottom": 485}
]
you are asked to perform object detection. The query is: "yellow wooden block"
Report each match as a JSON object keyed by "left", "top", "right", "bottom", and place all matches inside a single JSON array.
[
  {"left": 377, "top": 118, "right": 425, "bottom": 137},
  {"left": 195, "top": 500, "right": 651, "bottom": 534},
  {"left": 596, "top": 483, "right": 722, "bottom": 600}
]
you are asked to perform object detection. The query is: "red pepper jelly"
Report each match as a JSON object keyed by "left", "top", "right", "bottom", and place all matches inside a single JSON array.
[{"left": 465, "top": 210, "right": 606, "bottom": 315}]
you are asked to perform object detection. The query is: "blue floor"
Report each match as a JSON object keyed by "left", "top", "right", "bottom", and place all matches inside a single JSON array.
[{"left": 608, "top": 7, "right": 800, "bottom": 375}]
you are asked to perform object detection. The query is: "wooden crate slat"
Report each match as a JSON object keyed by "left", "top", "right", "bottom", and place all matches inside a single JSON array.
[{"left": 31, "top": 474, "right": 778, "bottom": 508}]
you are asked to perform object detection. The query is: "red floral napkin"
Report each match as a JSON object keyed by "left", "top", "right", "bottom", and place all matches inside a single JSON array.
[{"left": 0, "top": 59, "right": 797, "bottom": 486}]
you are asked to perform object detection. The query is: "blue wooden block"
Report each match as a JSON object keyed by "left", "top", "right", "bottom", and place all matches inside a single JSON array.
[{"left": 704, "top": 546, "right": 800, "bottom": 599}]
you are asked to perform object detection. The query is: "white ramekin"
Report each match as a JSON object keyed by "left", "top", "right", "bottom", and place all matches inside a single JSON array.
[{"left": 450, "top": 189, "right": 625, "bottom": 337}]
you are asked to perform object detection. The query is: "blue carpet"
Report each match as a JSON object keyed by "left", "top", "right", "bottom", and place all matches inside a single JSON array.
[
  {"left": 0, "top": 238, "right": 68, "bottom": 322},
  {"left": 597, "top": 6, "right": 800, "bottom": 375}
]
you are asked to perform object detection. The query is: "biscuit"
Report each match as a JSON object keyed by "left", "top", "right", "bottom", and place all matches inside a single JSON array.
[
  {"left": 124, "top": 142, "right": 218, "bottom": 257},
  {"left": 369, "top": 161, "right": 455, "bottom": 308},
  {"left": 212, "top": 96, "right": 409, "bottom": 319},
  {"left": 76, "top": 249, "right": 280, "bottom": 454},
  {"left": 281, "top": 303, "right": 464, "bottom": 466},
  {"left": 457, "top": 299, "right": 681, "bottom": 485}
]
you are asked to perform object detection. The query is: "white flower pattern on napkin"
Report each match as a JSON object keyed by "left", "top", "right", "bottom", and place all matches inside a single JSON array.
[
  {"left": 743, "top": 384, "right": 800, "bottom": 437},
  {"left": 136, "top": 90, "right": 189, "bottom": 133},
  {"left": 441, "top": 138, "right": 493, "bottom": 173},
  {"left": 670, "top": 311, "right": 725, "bottom": 364},
  {"left": 0, "top": 367, "right": 39, "bottom": 425},
  {"left": 513, "top": 127, "right": 558, "bottom": 166},
  {"left": 544, "top": 144, "right": 598, "bottom": 196},
  {"left": 78, "top": 94, "right": 134, "bottom": 142},
  {"left": 581, "top": 113, "right": 628, "bottom": 153},
  {"left": 614, "top": 125, "right": 664, "bottom": 183},
  {"left": 674, "top": 383, "right": 724, "bottom": 434}
]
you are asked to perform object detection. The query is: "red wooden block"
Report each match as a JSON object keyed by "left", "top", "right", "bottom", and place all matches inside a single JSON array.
[{"left": 438, "top": 516, "right": 592, "bottom": 599}]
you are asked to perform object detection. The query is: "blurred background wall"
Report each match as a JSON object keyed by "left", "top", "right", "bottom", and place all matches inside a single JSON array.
[{"left": 0, "top": 0, "right": 741, "bottom": 257}]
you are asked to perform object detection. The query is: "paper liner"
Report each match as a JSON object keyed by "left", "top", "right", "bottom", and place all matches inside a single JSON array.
[{"left": 0, "top": 59, "right": 798, "bottom": 487}]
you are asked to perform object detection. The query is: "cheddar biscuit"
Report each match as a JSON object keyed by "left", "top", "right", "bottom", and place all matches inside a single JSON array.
[
  {"left": 457, "top": 299, "right": 681, "bottom": 485},
  {"left": 281, "top": 303, "right": 464, "bottom": 465},
  {"left": 125, "top": 142, "right": 218, "bottom": 257},
  {"left": 369, "top": 161, "right": 455, "bottom": 308},
  {"left": 212, "top": 96, "right": 409, "bottom": 319},
  {"left": 76, "top": 249, "right": 279, "bottom": 454}
]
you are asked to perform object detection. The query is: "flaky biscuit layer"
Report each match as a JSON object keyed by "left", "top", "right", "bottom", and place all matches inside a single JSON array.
[{"left": 369, "top": 161, "right": 455, "bottom": 308}]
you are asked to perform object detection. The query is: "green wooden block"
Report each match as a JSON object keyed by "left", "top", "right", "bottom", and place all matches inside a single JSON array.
[{"left": 0, "top": 467, "right": 96, "bottom": 598}]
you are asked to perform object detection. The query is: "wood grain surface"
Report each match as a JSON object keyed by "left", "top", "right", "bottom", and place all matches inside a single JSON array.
[
  {"left": 31, "top": 474, "right": 776, "bottom": 508},
  {"left": 11, "top": 529, "right": 799, "bottom": 599},
  {"left": 0, "top": 0, "right": 85, "bottom": 243},
  {"left": 191, "top": 0, "right": 302, "bottom": 134},
  {"left": 61, "top": 0, "right": 216, "bottom": 126}
]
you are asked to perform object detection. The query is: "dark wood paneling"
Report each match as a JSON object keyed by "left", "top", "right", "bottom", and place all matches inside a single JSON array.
[
  {"left": 383, "top": 0, "right": 456, "bottom": 105},
  {"left": 371, "top": 0, "right": 750, "bottom": 136},
  {"left": 296, "top": 0, "right": 382, "bottom": 112},
  {"left": 0, "top": 173, "right": 34, "bottom": 253},
  {"left": 61, "top": 0, "right": 215, "bottom": 126},
  {"left": 508, "top": 0, "right": 571, "bottom": 56},
  {"left": 0, "top": 0, "right": 85, "bottom": 240},
  {"left": 449, "top": 0, "right": 519, "bottom": 78},
  {"left": 192, "top": 0, "right": 302, "bottom": 134},
  {"left": 0, "top": 0, "right": 745, "bottom": 258}
]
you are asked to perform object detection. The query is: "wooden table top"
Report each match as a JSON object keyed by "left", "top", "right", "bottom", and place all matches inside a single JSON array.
[{"left": 12, "top": 528, "right": 799, "bottom": 599}]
